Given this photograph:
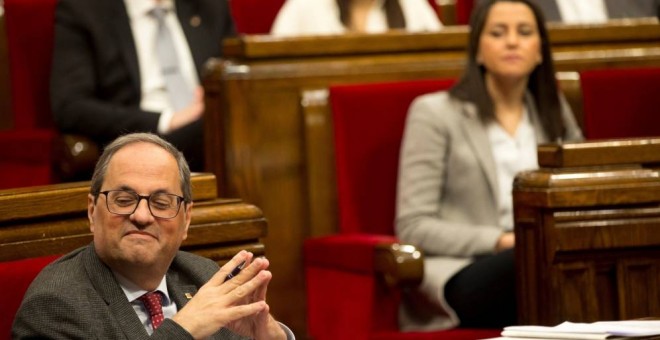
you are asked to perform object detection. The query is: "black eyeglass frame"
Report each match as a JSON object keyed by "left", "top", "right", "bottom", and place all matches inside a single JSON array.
[{"left": 97, "top": 190, "right": 186, "bottom": 219}]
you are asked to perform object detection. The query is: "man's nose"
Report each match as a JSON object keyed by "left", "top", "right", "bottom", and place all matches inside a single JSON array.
[
  {"left": 130, "top": 199, "right": 154, "bottom": 224},
  {"left": 506, "top": 32, "right": 519, "bottom": 46}
]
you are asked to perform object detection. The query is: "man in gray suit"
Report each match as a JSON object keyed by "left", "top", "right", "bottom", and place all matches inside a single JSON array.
[{"left": 13, "top": 133, "right": 293, "bottom": 339}]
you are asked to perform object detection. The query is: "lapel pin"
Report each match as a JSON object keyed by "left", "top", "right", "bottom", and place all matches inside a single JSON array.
[
  {"left": 190, "top": 15, "right": 201, "bottom": 27},
  {"left": 185, "top": 293, "right": 193, "bottom": 300}
]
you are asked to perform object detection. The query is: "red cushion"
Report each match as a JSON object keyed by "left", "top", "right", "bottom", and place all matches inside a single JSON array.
[
  {"left": 304, "top": 234, "right": 398, "bottom": 273},
  {"left": 230, "top": 0, "right": 285, "bottom": 34},
  {"left": 306, "top": 266, "right": 382, "bottom": 339},
  {"left": 0, "top": 129, "right": 55, "bottom": 162},
  {"left": 0, "top": 255, "right": 61, "bottom": 339},
  {"left": 455, "top": 0, "right": 475, "bottom": 25},
  {"left": 371, "top": 329, "right": 502, "bottom": 340},
  {"left": 330, "top": 79, "right": 455, "bottom": 235},
  {"left": 0, "top": 129, "right": 55, "bottom": 189},
  {"left": 580, "top": 67, "right": 660, "bottom": 139},
  {"left": 2, "top": 0, "right": 58, "bottom": 189}
]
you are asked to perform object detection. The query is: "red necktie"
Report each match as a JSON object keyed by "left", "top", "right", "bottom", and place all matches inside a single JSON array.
[{"left": 138, "top": 291, "right": 165, "bottom": 330}]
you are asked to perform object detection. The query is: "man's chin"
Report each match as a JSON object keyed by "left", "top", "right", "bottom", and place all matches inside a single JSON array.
[{"left": 118, "top": 243, "right": 159, "bottom": 264}]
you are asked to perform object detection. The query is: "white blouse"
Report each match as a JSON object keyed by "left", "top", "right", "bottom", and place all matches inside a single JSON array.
[
  {"left": 486, "top": 108, "right": 538, "bottom": 230},
  {"left": 270, "top": 0, "right": 443, "bottom": 37}
]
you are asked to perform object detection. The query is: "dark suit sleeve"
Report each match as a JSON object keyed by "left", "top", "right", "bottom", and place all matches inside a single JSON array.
[
  {"left": 50, "top": 0, "right": 161, "bottom": 144},
  {"left": 13, "top": 290, "right": 93, "bottom": 339}
]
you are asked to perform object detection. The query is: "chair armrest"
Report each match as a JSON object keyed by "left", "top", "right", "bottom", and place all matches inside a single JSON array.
[
  {"left": 304, "top": 234, "right": 423, "bottom": 287},
  {"left": 374, "top": 242, "right": 423, "bottom": 287},
  {"left": 53, "top": 134, "right": 100, "bottom": 181}
]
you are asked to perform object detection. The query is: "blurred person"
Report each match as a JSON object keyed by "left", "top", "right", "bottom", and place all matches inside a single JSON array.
[
  {"left": 396, "top": 0, "right": 583, "bottom": 331},
  {"left": 530, "top": 0, "right": 659, "bottom": 23},
  {"left": 270, "top": 0, "right": 442, "bottom": 36},
  {"left": 50, "top": 0, "right": 236, "bottom": 171}
]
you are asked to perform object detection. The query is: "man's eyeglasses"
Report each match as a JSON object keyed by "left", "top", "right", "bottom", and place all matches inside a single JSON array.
[{"left": 98, "top": 190, "right": 185, "bottom": 219}]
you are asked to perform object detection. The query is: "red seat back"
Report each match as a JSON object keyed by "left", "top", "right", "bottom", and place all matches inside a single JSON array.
[
  {"left": 230, "top": 0, "right": 286, "bottom": 34},
  {"left": 330, "top": 78, "right": 456, "bottom": 236},
  {"left": 4, "top": 0, "right": 57, "bottom": 130},
  {"left": 0, "top": 0, "right": 58, "bottom": 189},
  {"left": 580, "top": 67, "right": 660, "bottom": 139},
  {"left": 456, "top": 0, "right": 475, "bottom": 25},
  {"left": 0, "top": 255, "right": 61, "bottom": 339}
]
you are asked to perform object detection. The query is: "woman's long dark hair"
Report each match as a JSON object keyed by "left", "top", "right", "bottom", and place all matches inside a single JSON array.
[
  {"left": 336, "top": 0, "right": 406, "bottom": 30},
  {"left": 449, "top": 0, "right": 565, "bottom": 141}
]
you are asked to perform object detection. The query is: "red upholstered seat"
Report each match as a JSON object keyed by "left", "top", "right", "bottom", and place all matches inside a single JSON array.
[
  {"left": 230, "top": 0, "right": 286, "bottom": 34},
  {"left": 580, "top": 67, "right": 660, "bottom": 139},
  {"left": 456, "top": 0, "right": 476, "bottom": 25},
  {"left": 0, "top": 0, "right": 58, "bottom": 189},
  {"left": 304, "top": 79, "right": 501, "bottom": 339},
  {"left": 0, "top": 254, "right": 61, "bottom": 339}
]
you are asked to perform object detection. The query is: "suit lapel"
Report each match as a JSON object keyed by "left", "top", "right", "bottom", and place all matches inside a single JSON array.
[
  {"left": 110, "top": 0, "right": 141, "bottom": 94},
  {"left": 459, "top": 103, "right": 499, "bottom": 208},
  {"left": 532, "top": 0, "right": 561, "bottom": 21},
  {"left": 175, "top": 0, "right": 206, "bottom": 76},
  {"left": 82, "top": 245, "right": 151, "bottom": 340},
  {"left": 167, "top": 269, "right": 199, "bottom": 310}
]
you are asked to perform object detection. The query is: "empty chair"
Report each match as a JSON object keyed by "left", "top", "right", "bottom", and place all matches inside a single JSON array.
[
  {"left": 580, "top": 67, "right": 660, "bottom": 139},
  {"left": 304, "top": 79, "right": 501, "bottom": 340}
]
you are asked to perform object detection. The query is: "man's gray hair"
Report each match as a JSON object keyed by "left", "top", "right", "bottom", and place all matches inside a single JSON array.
[{"left": 89, "top": 133, "right": 192, "bottom": 203}]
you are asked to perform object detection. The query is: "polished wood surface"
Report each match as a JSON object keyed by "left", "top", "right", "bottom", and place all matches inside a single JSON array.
[
  {"left": 0, "top": 173, "right": 267, "bottom": 264},
  {"left": 514, "top": 138, "right": 660, "bottom": 325},
  {"left": 203, "top": 20, "right": 660, "bottom": 335}
]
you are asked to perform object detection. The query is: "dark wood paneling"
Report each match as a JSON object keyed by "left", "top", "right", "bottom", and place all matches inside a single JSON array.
[{"left": 514, "top": 139, "right": 660, "bottom": 325}]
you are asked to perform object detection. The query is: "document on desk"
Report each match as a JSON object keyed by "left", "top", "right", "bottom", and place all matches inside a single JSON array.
[{"left": 488, "top": 320, "right": 660, "bottom": 340}]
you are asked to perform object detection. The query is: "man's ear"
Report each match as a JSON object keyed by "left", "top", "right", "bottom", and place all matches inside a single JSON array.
[
  {"left": 88, "top": 194, "right": 96, "bottom": 233},
  {"left": 182, "top": 201, "right": 193, "bottom": 241}
]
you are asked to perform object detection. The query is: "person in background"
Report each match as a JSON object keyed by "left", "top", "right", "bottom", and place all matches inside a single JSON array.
[
  {"left": 270, "top": 0, "right": 442, "bottom": 36},
  {"left": 50, "top": 0, "right": 236, "bottom": 171},
  {"left": 530, "top": 0, "right": 660, "bottom": 23},
  {"left": 13, "top": 132, "right": 294, "bottom": 339},
  {"left": 395, "top": 0, "right": 583, "bottom": 331}
]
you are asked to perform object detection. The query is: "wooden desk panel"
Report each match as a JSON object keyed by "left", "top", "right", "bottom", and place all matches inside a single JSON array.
[{"left": 514, "top": 139, "right": 660, "bottom": 325}]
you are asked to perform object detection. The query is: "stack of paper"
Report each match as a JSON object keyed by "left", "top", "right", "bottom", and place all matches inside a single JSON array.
[{"left": 483, "top": 320, "right": 660, "bottom": 340}]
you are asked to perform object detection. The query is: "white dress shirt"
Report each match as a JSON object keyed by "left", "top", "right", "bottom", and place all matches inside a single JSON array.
[
  {"left": 123, "top": 0, "right": 199, "bottom": 134},
  {"left": 486, "top": 108, "right": 538, "bottom": 230},
  {"left": 271, "top": 0, "right": 442, "bottom": 36},
  {"left": 556, "top": 0, "right": 609, "bottom": 23},
  {"left": 115, "top": 272, "right": 176, "bottom": 335},
  {"left": 115, "top": 271, "right": 297, "bottom": 338}
]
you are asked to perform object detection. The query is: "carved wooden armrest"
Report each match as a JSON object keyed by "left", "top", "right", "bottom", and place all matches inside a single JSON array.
[
  {"left": 374, "top": 242, "right": 424, "bottom": 288},
  {"left": 53, "top": 134, "right": 100, "bottom": 181}
]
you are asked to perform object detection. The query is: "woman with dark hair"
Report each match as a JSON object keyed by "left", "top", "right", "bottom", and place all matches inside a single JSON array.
[
  {"left": 270, "top": 0, "right": 442, "bottom": 36},
  {"left": 396, "top": 0, "right": 582, "bottom": 331}
]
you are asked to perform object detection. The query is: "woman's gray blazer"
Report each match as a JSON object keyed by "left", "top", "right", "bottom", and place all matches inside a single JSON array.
[{"left": 395, "top": 91, "right": 583, "bottom": 331}]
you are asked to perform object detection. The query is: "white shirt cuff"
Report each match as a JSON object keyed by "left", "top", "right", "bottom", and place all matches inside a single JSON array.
[
  {"left": 157, "top": 109, "right": 175, "bottom": 134},
  {"left": 279, "top": 322, "right": 295, "bottom": 340}
]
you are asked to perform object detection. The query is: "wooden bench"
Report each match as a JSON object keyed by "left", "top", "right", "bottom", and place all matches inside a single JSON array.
[
  {"left": 514, "top": 138, "right": 660, "bottom": 324},
  {"left": 0, "top": 173, "right": 267, "bottom": 338},
  {"left": 202, "top": 20, "right": 660, "bottom": 333}
]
